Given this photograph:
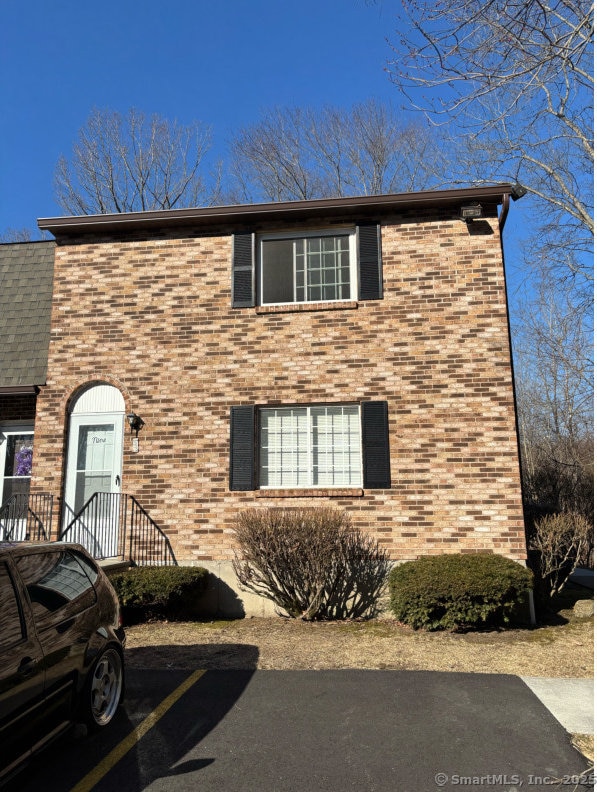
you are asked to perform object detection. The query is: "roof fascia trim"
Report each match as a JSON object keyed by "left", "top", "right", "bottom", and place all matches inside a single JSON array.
[
  {"left": 0, "top": 385, "right": 40, "bottom": 395},
  {"left": 38, "top": 185, "right": 513, "bottom": 236}
]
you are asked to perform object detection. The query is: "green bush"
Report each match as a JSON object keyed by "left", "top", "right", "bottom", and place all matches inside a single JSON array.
[
  {"left": 233, "top": 507, "right": 391, "bottom": 620},
  {"left": 109, "top": 565, "right": 209, "bottom": 624},
  {"left": 388, "top": 554, "right": 533, "bottom": 631}
]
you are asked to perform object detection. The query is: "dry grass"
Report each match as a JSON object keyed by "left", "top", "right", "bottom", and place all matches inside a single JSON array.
[
  {"left": 571, "top": 733, "right": 594, "bottom": 763},
  {"left": 124, "top": 612, "right": 593, "bottom": 678}
]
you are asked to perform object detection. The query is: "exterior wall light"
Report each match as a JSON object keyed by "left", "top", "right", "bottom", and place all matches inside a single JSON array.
[
  {"left": 511, "top": 182, "right": 527, "bottom": 201},
  {"left": 460, "top": 203, "right": 483, "bottom": 223},
  {"left": 127, "top": 413, "right": 145, "bottom": 437}
]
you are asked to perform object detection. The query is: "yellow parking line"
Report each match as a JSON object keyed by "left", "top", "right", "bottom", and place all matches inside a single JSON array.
[{"left": 70, "top": 669, "right": 206, "bottom": 792}]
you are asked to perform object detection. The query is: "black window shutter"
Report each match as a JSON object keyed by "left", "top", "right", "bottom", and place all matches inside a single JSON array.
[
  {"left": 357, "top": 222, "right": 382, "bottom": 300},
  {"left": 229, "top": 406, "right": 256, "bottom": 490},
  {"left": 232, "top": 233, "right": 255, "bottom": 307},
  {"left": 361, "top": 401, "right": 391, "bottom": 489}
]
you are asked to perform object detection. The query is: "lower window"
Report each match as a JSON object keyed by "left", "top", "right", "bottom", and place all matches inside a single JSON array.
[
  {"left": 229, "top": 400, "right": 390, "bottom": 491},
  {"left": 259, "top": 405, "right": 362, "bottom": 488},
  {"left": 0, "top": 426, "right": 34, "bottom": 505}
]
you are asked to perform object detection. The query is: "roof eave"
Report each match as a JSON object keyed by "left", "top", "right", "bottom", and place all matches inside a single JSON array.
[
  {"left": 0, "top": 385, "right": 40, "bottom": 395},
  {"left": 38, "top": 185, "right": 513, "bottom": 237}
]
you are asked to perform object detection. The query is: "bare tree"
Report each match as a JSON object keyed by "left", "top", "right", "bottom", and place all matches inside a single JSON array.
[
  {"left": 55, "top": 108, "right": 221, "bottom": 214},
  {"left": 229, "top": 100, "right": 447, "bottom": 202},
  {"left": 385, "top": 0, "right": 594, "bottom": 517},
  {"left": 530, "top": 512, "right": 592, "bottom": 597},
  {"left": 513, "top": 272, "right": 593, "bottom": 522},
  {"left": 229, "top": 107, "right": 322, "bottom": 202},
  {"left": 0, "top": 228, "right": 34, "bottom": 242},
  {"left": 0, "top": 227, "right": 51, "bottom": 242},
  {"left": 386, "top": 0, "right": 593, "bottom": 286}
]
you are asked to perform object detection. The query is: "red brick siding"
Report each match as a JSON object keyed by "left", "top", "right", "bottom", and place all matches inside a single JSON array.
[
  {"left": 32, "top": 211, "right": 525, "bottom": 560},
  {"left": 0, "top": 395, "right": 37, "bottom": 424}
]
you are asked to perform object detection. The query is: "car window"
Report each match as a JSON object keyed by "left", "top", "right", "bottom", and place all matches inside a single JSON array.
[
  {"left": 70, "top": 549, "right": 99, "bottom": 585},
  {"left": 0, "top": 561, "right": 24, "bottom": 651},
  {"left": 16, "top": 551, "right": 97, "bottom": 629}
]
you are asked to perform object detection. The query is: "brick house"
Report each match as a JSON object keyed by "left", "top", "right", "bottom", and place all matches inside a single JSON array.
[{"left": 29, "top": 186, "right": 525, "bottom": 613}]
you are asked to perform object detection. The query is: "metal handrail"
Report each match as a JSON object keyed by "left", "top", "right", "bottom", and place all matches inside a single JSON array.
[
  {"left": 60, "top": 492, "right": 176, "bottom": 566},
  {"left": 128, "top": 494, "right": 177, "bottom": 566},
  {"left": 60, "top": 492, "right": 125, "bottom": 559},
  {"left": 0, "top": 493, "right": 53, "bottom": 541}
]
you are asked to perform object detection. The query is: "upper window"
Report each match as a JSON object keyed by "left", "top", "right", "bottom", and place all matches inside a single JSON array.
[
  {"left": 260, "top": 231, "right": 356, "bottom": 305},
  {"left": 231, "top": 222, "right": 382, "bottom": 308}
]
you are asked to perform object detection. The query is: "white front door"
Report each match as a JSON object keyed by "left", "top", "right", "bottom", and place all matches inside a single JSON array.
[
  {"left": 65, "top": 415, "right": 123, "bottom": 510},
  {"left": 63, "top": 413, "right": 124, "bottom": 557}
]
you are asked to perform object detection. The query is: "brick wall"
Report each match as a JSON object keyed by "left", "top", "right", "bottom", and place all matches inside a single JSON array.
[
  {"left": 31, "top": 208, "right": 526, "bottom": 562},
  {"left": 0, "top": 394, "right": 37, "bottom": 423}
]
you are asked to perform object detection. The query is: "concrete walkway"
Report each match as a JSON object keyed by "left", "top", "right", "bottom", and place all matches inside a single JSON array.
[
  {"left": 522, "top": 677, "right": 594, "bottom": 734},
  {"left": 525, "top": 569, "right": 594, "bottom": 735}
]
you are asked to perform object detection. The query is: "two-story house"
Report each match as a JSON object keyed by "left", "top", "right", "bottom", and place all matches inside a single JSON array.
[{"left": 27, "top": 185, "right": 525, "bottom": 613}]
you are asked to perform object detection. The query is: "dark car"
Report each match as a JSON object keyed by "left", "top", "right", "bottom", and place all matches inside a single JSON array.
[{"left": 0, "top": 541, "right": 125, "bottom": 783}]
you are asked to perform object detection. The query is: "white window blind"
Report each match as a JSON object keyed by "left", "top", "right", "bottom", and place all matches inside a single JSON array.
[{"left": 259, "top": 405, "right": 362, "bottom": 488}]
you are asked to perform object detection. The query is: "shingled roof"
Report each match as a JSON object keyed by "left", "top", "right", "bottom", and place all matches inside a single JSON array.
[{"left": 0, "top": 241, "right": 55, "bottom": 390}]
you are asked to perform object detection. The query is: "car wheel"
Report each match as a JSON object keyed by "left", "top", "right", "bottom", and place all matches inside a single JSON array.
[{"left": 83, "top": 646, "right": 124, "bottom": 731}]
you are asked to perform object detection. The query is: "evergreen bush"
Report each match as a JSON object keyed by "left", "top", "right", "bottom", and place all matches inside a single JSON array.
[
  {"left": 388, "top": 553, "right": 533, "bottom": 631},
  {"left": 109, "top": 565, "right": 209, "bottom": 624}
]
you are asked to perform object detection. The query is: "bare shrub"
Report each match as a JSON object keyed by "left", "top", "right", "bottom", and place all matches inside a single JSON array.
[
  {"left": 232, "top": 508, "right": 391, "bottom": 620},
  {"left": 529, "top": 512, "right": 592, "bottom": 598}
]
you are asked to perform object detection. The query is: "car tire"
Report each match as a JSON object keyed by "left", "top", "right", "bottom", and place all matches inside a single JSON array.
[{"left": 83, "top": 646, "right": 124, "bottom": 731}]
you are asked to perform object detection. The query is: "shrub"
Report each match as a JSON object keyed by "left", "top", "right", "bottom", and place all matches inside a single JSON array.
[
  {"left": 109, "top": 565, "right": 209, "bottom": 624},
  {"left": 528, "top": 512, "right": 592, "bottom": 599},
  {"left": 388, "top": 554, "right": 533, "bottom": 631},
  {"left": 232, "top": 507, "right": 391, "bottom": 620}
]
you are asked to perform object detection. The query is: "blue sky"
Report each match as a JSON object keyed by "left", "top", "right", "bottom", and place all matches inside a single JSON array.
[
  {"left": 1, "top": 0, "right": 531, "bottom": 295},
  {"left": 1, "top": 0, "right": 401, "bottom": 231}
]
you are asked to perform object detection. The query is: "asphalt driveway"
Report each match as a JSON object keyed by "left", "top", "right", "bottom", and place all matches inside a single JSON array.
[{"left": 13, "top": 669, "right": 593, "bottom": 792}]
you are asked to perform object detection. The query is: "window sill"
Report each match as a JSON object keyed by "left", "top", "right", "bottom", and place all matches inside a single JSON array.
[
  {"left": 257, "top": 488, "right": 364, "bottom": 498},
  {"left": 256, "top": 301, "right": 358, "bottom": 315}
]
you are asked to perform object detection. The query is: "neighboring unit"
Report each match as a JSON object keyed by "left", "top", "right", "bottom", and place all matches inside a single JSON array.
[{"left": 0, "top": 241, "right": 55, "bottom": 541}]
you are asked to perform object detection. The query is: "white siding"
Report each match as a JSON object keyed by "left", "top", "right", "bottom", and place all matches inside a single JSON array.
[{"left": 70, "top": 384, "right": 125, "bottom": 415}]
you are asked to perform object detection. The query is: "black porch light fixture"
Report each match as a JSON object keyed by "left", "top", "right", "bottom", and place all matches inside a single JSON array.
[
  {"left": 460, "top": 202, "right": 483, "bottom": 223},
  {"left": 127, "top": 413, "right": 145, "bottom": 437},
  {"left": 511, "top": 182, "right": 527, "bottom": 201}
]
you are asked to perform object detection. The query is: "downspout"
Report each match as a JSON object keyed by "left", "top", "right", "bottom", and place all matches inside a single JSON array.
[{"left": 498, "top": 191, "right": 510, "bottom": 233}]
